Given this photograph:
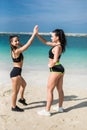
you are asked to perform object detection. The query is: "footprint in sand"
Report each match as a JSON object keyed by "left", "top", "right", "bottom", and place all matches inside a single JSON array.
[{"left": 3, "top": 89, "right": 12, "bottom": 96}]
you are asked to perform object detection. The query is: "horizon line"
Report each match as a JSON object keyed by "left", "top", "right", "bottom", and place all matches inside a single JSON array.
[{"left": 0, "top": 32, "right": 87, "bottom": 37}]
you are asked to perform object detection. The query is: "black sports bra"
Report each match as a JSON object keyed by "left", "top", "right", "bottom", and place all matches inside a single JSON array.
[
  {"left": 12, "top": 53, "right": 24, "bottom": 62},
  {"left": 49, "top": 47, "right": 61, "bottom": 59}
]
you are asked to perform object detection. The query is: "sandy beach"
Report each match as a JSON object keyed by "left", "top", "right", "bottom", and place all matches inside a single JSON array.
[
  {"left": 0, "top": 72, "right": 87, "bottom": 130},
  {"left": 1, "top": 0, "right": 87, "bottom": 129}
]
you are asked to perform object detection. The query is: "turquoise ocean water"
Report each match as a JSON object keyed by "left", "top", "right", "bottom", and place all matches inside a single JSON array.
[{"left": 0, "top": 34, "right": 87, "bottom": 85}]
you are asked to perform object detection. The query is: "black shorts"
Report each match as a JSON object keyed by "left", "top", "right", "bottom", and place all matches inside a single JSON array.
[
  {"left": 10, "top": 67, "right": 22, "bottom": 78},
  {"left": 50, "top": 62, "right": 64, "bottom": 73}
]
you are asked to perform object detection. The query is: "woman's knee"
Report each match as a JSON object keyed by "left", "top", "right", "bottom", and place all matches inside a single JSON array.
[
  {"left": 21, "top": 77, "right": 27, "bottom": 88},
  {"left": 58, "top": 87, "right": 63, "bottom": 92},
  {"left": 47, "top": 85, "right": 54, "bottom": 93},
  {"left": 24, "top": 81, "right": 27, "bottom": 88}
]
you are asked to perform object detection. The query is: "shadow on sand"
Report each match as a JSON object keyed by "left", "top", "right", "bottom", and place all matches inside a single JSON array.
[{"left": 23, "top": 95, "right": 87, "bottom": 113}]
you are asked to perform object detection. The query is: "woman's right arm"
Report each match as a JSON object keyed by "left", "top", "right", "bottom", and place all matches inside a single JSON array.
[
  {"left": 36, "top": 33, "right": 58, "bottom": 46},
  {"left": 16, "top": 25, "right": 38, "bottom": 53}
]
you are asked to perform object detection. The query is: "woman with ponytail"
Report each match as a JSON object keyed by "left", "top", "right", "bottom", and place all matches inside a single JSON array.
[{"left": 36, "top": 28, "right": 67, "bottom": 116}]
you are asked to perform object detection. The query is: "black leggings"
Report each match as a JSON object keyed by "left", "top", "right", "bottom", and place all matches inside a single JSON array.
[{"left": 10, "top": 67, "right": 22, "bottom": 78}]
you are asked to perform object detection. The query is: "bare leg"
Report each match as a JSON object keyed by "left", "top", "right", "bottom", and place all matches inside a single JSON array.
[
  {"left": 56, "top": 74, "right": 64, "bottom": 107},
  {"left": 19, "top": 76, "right": 26, "bottom": 99},
  {"left": 46, "top": 73, "right": 61, "bottom": 111},
  {"left": 37, "top": 73, "right": 63, "bottom": 116},
  {"left": 11, "top": 76, "right": 20, "bottom": 108}
]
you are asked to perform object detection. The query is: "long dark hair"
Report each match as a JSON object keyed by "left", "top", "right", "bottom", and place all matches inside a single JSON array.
[
  {"left": 9, "top": 35, "right": 19, "bottom": 51},
  {"left": 52, "top": 29, "right": 67, "bottom": 52}
]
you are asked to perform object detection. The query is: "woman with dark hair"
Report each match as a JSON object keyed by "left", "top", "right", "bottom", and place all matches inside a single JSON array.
[
  {"left": 9, "top": 25, "right": 38, "bottom": 112},
  {"left": 36, "top": 28, "right": 67, "bottom": 116}
]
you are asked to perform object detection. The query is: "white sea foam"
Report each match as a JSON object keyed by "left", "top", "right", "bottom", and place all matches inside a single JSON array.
[{"left": 0, "top": 32, "right": 87, "bottom": 37}]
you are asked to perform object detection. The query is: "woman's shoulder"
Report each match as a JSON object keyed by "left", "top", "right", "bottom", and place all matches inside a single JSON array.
[
  {"left": 54, "top": 44, "right": 61, "bottom": 49},
  {"left": 53, "top": 45, "right": 62, "bottom": 54},
  {"left": 14, "top": 48, "right": 21, "bottom": 55}
]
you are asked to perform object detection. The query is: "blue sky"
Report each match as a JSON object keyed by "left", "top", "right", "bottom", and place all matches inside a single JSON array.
[{"left": 0, "top": 0, "right": 87, "bottom": 33}]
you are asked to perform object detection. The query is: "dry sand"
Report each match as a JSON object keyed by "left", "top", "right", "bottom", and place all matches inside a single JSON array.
[{"left": 0, "top": 74, "right": 87, "bottom": 130}]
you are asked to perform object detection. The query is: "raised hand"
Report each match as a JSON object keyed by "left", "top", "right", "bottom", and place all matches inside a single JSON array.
[{"left": 33, "top": 25, "right": 38, "bottom": 35}]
